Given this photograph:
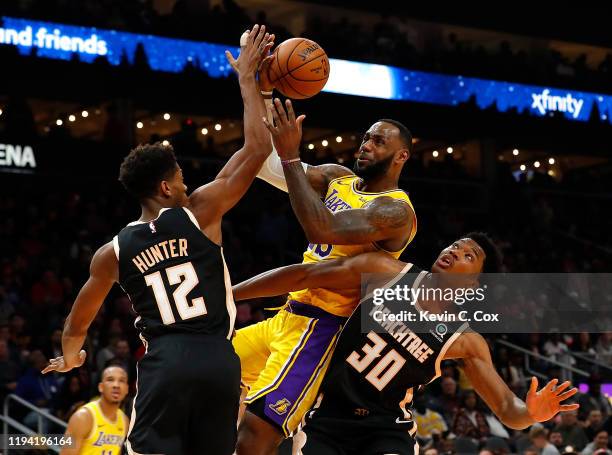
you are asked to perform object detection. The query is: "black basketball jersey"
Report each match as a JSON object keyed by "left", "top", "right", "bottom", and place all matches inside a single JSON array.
[
  {"left": 113, "top": 207, "right": 235, "bottom": 341},
  {"left": 317, "top": 264, "right": 469, "bottom": 425}
]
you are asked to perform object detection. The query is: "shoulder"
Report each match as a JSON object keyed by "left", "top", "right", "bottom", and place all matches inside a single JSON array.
[
  {"left": 306, "top": 163, "right": 353, "bottom": 194},
  {"left": 90, "top": 241, "right": 119, "bottom": 281},
  {"left": 364, "top": 197, "right": 414, "bottom": 229},
  {"left": 67, "top": 406, "right": 94, "bottom": 434}
]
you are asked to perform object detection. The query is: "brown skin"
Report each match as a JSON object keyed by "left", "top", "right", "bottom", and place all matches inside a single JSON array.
[
  {"left": 264, "top": 99, "right": 414, "bottom": 250},
  {"left": 232, "top": 239, "right": 579, "bottom": 430},
  {"left": 60, "top": 367, "right": 129, "bottom": 455},
  {"left": 43, "top": 25, "right": 274, "bottom": 374}
]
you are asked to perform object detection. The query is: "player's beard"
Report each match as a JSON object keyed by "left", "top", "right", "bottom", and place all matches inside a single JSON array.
[{"left": 353, "top": 153, "right": 394, "bottom": 180}]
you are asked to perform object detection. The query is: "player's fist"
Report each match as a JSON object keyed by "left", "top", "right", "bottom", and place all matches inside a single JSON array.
[{"left": 526, "top": 377, "right": 579, "bottom": 422}]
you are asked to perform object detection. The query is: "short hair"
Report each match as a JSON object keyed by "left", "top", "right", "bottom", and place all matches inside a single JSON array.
[
  {"left": 464, "top": 231, "right": 503, "bottom": 273},
  {"left": 118, "top": 142, "right": 178, "bottom": 199},
  {"left": 377, "top": 118, "right": 413, "bottom": 151},
  {"left": 101, "top": 362, "right": 128, "bottom": 379},
  {"left": 529, "top": 426, "right": 548, "bottom": 439}
]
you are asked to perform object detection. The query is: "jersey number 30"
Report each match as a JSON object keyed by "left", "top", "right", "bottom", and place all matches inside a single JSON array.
[
  {"left": 145, "top": 262, "right": 207, "bottom": 325},
  {"left": 346, "top": 331, "right": 406, "bottom": 391}
]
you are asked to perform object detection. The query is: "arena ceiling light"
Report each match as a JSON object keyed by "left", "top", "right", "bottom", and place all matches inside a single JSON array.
[
  {"left": 81, "top": 110, "right": 89, "bottom": 118},
  {"left": 336, "top": 136, "right": 342, "bottom": 143},
  {"left": 163, "top": 113, "right": 171, "bottom": 120},
  {"left": 214, "top": 123, "right": 222, "bottom": 131},
  {"left": 136, "top": 122, "right": 144, "bottom": 129},
  {"left": 201, "top": 128, "right": 208, "bottom": 135},
  {"left": 447, "top": 147, "right": 453, "bottom": 154},
  {"left": 548, "top": 158, "right": 555, "bottom": 165},
  {"left": 432, "top": 150, "right": 439, "bottom": 158},
  {"left": 56, "top": 119, "right": 63, "bottom": 126},
  {"left": 308, "top": 144, "right": 314, "bottom": 150},
  {"left": 513, "top": 149, "right": 519, "bottom": 156},
  {"left": 534, "top": 161, "right": 541, "bottom": 168},
  {"left": 162, "top": 140, "right": 170, "bottom": 146},
  {"left": 520, "top": 164, "right": 527, "bottom": 171},
  {"left": 322, "top": 140, "right": 329, "bottom": 147},
  {"left": 68, "top": 114, "right": 76, "bottom": 122}
]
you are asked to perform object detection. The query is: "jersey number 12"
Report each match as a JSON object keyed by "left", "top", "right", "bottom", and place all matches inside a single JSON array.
[{"left": 145, "top": 262, "right": 207, "bottom": 325}]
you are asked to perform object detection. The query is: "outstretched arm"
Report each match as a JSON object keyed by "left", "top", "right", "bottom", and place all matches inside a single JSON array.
[
  {"left": 264, "top": 99, "right": 414, "bottom": 244},
  {"left": 43, "top": 242, "right": 117, "bottom": 374},
  {"left": 233, "top": 252, "right": 405, "bottom": 300},
  {"left": 447, "top": 332, "right": 579, "bottom": 429},
  {"left": 189, "top": 25, "right": 274, "bottom": 225}
]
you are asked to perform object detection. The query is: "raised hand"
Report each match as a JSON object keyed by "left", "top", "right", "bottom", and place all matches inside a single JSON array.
[
  {"left": 42, "top": 350, "right": 87, "bottom": 374},
  {"left": 225, "top": 24, "right": 275, "bottom": 78},
  {"left": 526, "top": 377, "right": 579, "bottom": 422},
  {"left": 263, "top": 98, "right": 306, "bottom": 160}
]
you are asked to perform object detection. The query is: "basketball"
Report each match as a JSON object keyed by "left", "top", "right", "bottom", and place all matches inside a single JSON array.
[{"left": 267, "top": 37, "right": 330, "bottom": 99}]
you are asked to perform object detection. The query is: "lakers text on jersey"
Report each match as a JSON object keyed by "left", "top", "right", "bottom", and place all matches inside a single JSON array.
[
  {"left": 80, "top": 401, "right": 127, "bottom": 455},
  {"left": 289, "top": 175, "right": 417, "bottom": 317}
]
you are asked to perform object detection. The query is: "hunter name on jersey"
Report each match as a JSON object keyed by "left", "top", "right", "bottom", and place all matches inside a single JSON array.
[{"left": 131, "top": 237, "right": 189, "bottom": 273}]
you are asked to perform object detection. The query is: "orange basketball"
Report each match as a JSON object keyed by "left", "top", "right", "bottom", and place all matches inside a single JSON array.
[{"left": 267, "top": 38, "right": 330, "bottom": 99}]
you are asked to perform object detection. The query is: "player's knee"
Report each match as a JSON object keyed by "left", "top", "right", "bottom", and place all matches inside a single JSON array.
[{"left": 236, "top": 411, "right": 283, "bottom": 455}]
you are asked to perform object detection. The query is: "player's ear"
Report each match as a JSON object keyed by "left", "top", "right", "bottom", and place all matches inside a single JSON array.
[
  {"left": 396, "top": 147, "right": 410, "bottom": 163},
  {"left": 160, "top": 180, "right": 172, "bottom": 198},
  {"left": 98, "top": 381, "right": 104, "bottom": 394}
]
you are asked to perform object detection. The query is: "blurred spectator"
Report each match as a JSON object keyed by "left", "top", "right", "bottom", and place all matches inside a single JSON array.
[
  {"left": 572, "top": 333, "right": 596, "bottom": 355},
  {"left": 595, "top": 333, "right": 612, "bottom": 365},
  {"left": 429, "top": 376, "right": 461, "bottom": 423},
  {"left": 554, "top": 410, "right": 589, "bottom": 451},
  {"left": 96, "top": 336, "right": 121, "bottom": 372},
  {"left": 0, "top": 338, "right": 19, "bottom": 401},
  {"left": 530, "top": 426, "right": 561, "bottom": 455},
  {"left": 585, "top": 410, "right": 606, "bottom": 441},
  {"left": 414, "top": 394, "right": 448, "bottom": 445},
  {"left": 452, "top": 390, "right": 490, "bottom": 441},
  {"left": 30, "top": 270, "right": 64, "bottom": 308},
  {"left": 550, "top": 431, "right": 565, "bottom": 452},
  {"left": 578, "top": 376, "right": 612, "bottom": 420},
  {"left": 580, "top": 431, "right": 611, "bottom": 455},
  {"left": 53, "top": 372, "right": 89, "bottom": 421},
  {"left": 15, "top": 350, "right": 59, "bottom": 431}
]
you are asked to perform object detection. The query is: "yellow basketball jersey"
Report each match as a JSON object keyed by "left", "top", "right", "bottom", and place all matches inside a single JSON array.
[
  {"left": 289, "top": 175, "right": 417, "bottom": 317},
  {"left": 80, "top": 400, "right": 127, "bottom": 455}
]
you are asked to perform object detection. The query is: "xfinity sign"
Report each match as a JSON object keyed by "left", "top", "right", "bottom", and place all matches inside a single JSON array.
[
  {"left": 531, "top": 89, "right": 584, "bottom": 118},
  {"left": 0, "top": 144, "right": 37, "bottom": 169}
]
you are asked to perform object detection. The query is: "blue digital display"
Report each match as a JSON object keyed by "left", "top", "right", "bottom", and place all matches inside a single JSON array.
[{"left": 1, "top": 16, "right": 611, "bottom": 124}]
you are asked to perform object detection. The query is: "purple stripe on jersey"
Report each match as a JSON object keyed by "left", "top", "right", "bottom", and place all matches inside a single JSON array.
[{"left": 263, "top": 317, "right": 343, "bottom": 431}]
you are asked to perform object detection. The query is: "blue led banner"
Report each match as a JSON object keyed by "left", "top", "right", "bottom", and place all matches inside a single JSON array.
[{"left": 1, "top": 16, "right": 611, "bottom": 124}]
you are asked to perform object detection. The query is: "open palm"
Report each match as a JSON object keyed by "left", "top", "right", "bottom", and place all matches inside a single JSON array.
[{"left": 526, "top": 377, "right": 579, "bottom": 422}]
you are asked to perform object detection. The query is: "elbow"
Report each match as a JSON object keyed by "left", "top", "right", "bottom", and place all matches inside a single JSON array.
[
  {"left": 244, "top": 135, "right": 272, "bottom": 156},
  {"left": 304, "top": 226, "right": 334, "bottom": 244}
]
